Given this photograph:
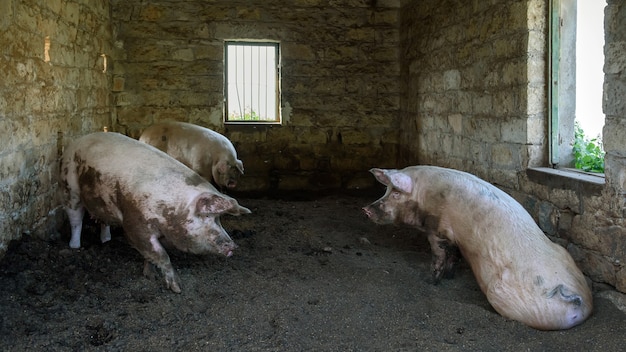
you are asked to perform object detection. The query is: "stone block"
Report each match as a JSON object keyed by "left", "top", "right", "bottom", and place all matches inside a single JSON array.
[
  {"left": 236, "top": 176, "right": 270, "bottom": 193},
  {"left": 340, "top": 130, "right": 372, "bottom": 145},
  {"left": 605, "top": 41, "right": 626, "bottom": 74},
  {"left": 603, "top": 118, "right": 626, "bottom": 154},
  {"left": 443, "top": 69, "right": 460, "bottom": 90},
  {"left": 578, "top": 249, "right": 617, "bottom": 287},
  {"left": 277, "top": 174, "right": 310, "bottom": 191},
  {"left": 617, "top": 267, "right": 626, "bottom": 293},
  {"left": 113, "top": 76, "right": 125, "bottom": 92},
  {"left": 472, "top": 93, "right": 493, "bottom": 115},
  {"left": 171, "top": 48, "right": 194, "bottom": 61},
  {"left": 603, "top": 77, "right": 626, "bottom": 116},
  {"left": 282, "top": 43, "right": 315, "bottom": 60},
  {"left": 548, "top": 188, "right": 580, "bottom": 211},
  {"left": 61, "top": 2, "right": 80, "bottom": 26},
  {"left": 537, "top": 201, "right": 557, "bottom": 235}
]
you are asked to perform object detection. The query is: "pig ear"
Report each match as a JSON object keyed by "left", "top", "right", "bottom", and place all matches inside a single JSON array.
[
  {"left": 370, "top": 168, "right": 391, "bottom": 185},
  {"left": 194, "top": 193, "right": 251, "bottom": 216},
  {"left": 227, "top": 204, "right": 251, "bottom": 216},
  {"left": 216, "top": 160, "right": 228, "bottom": 174},
  {"left": 194, "top": 193, "right": 235, "bottom": 215},
  {"left": 235, "top": 159, "right": 244, "bottom": 174},
  {"left": 369, "top": 168, "right": 412, "bottom": 193}
]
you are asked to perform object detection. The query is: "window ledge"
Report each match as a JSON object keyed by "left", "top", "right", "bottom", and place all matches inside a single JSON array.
[
  {"left": 224, "top": 121, "right": 282, "bottom": 125},
  {"left": 224, "top": 122, "right": 282, "bottom": 132},
  {"left": 527, "top": 167, "right": 605, "bottom": 195}
]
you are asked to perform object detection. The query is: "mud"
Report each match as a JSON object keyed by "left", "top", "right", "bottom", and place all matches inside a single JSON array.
[{"left": 1, "top": 195, "right": 625, "bottom": 351}]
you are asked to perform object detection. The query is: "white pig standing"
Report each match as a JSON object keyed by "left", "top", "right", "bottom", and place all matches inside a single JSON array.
[
  {"left": 362, "top": 165, "right": 593, "bottom": 330},
  {"left": 139, "top": 121, "right": 244, "bottom": 189},
  {"left": 60, "top": 132, "right": 251, "bottom": 293}
]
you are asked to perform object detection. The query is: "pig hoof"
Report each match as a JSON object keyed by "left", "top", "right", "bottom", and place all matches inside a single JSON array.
[
  {"left": 169, "top": 282, "right": 182, "bottom": 294},
  {"left": 166, "top": 277, "right": 182, "bottom": 293},
  {"left": 431, "top": 271, "right": 444, "bottom": 285}
]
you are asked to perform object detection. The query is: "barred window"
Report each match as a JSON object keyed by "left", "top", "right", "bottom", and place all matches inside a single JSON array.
[{"left": 224, "top": 41, "right": 281, "bottom": 123}]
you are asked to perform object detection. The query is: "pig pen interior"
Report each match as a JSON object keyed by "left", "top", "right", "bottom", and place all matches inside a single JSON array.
[
  {"left": 2, "top": 0, "right": 626, "bottom": 350},
  {"left": 2, "top": 194, "right": 626, "bottom": 351}
]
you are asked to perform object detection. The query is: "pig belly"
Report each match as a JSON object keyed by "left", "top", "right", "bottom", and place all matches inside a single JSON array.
[{"left": 78, "top": 187, "right": 123, "bottom": 226}]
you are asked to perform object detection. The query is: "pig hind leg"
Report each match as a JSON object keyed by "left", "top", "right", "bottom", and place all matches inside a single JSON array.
[
  {"left": 100, "top": 224, "right": 111, "bottom": 243},
  {"left": 66, "top": 207, "right": 85, "bottom": 249}
]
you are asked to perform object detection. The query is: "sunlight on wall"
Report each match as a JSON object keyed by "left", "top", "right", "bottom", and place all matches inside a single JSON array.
[
  {"left": 576, "top": 0, "right": 605, "bottom": 139},
  {"left": 44, "top": 36, "right": 50, "bottom": 62}
]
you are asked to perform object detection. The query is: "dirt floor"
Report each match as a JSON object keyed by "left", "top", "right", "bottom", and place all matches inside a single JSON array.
[{"left": 1, "top": 194, "right": 625, "bottom": 351}]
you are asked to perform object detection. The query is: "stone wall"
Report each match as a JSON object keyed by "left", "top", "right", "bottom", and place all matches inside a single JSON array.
[
  {"left": 110, "top": 0, "right": 402, "bottom": 192},
  {"left": 0, "top": 0, "right": 113, "bottom": 258},
  {"left": 400, "top": 0, "right": 543, "bottom": 186},
  {"left": 400, "top": 0, "right": 626, "bottom": 293},
  {"left": 0, "top": 0, "right": 624, "bottom": 294}
]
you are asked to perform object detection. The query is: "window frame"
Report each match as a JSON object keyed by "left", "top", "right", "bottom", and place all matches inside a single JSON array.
[
  {"left": 223, "top": 41, "right": 281, "bottom": 124},
  {"left": 548, "top": 0, "right": 605, "bottom": 175}
]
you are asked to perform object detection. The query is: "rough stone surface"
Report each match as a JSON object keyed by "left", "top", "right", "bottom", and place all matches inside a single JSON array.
[
  {"left": 110, "top": 0, "right": 402, "bottom": 192},
  {"left": 400, "top": 0, "right": 626, "bottom": 294},
  {"left": 0, "top": 0, "right": 113, "bottom": 259}
]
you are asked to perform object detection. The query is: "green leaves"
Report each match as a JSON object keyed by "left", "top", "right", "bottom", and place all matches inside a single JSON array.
[
  {"left": 572, "top": 121, "right": 605, "bottom": 173},
  {"left": 229, "top": 108, "right": 264, "bottom": 121}
]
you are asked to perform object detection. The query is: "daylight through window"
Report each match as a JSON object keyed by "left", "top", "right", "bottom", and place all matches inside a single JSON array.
[
  {"left": 549, "top": 0, "right": 605, "bottom": 172},
  {"left": 225, "top": 42, "right": 280, "bottom": 123}
]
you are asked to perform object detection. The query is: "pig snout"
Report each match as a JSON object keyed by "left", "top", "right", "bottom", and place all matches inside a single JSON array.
[
  {"left": 226, "top": 179, "right": 237, "bottom": 189},
  {"left": 362, "top": 206, "right": 378, "bottom": 221},
  {"left": 219, "top": 241, "right": 238, "bottom": 257}
]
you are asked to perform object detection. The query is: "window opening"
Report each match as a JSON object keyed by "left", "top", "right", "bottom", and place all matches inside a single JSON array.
[
  {"left": 550, "top": 0, "right": 605, "bottom": 173},
  {"left": 224, "top": 41, "right": 280, "bottom": 123}
]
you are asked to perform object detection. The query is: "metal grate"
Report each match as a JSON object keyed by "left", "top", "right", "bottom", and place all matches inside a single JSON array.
[{"left": 225, "top": 42, "right": 280, "bottom": 122}]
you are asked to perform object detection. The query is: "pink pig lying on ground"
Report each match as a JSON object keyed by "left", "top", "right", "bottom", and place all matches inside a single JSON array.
[
  {"left": 139, "top": 121, "right": 244, "bottom": 189},
  {"left": 362, "top": 165, "right": 593, "bottom": 330},
  {"left": 60, "top": 132, "right": 250, "bottom": 293}
]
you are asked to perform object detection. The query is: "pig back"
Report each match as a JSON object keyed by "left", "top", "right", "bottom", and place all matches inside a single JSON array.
[
  {"left": 63, "top": 132, "right": 214, "bottom": 219},
  {"left": 139, "top": 122, "right": 236, "bottom": 177}
]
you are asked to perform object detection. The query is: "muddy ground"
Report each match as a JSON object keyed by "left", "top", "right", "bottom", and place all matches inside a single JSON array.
[{"left": 1, "top": 194, "right": 625, "bottom": 351}]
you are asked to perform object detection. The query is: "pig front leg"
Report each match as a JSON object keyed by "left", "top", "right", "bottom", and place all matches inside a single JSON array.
[
  {"left": 129, "top": 233, "right": 182, "bottom": 293},
  {"left": 427, "top": 232, "right": 458, "bottom": 283},
  {"left": 66, "top": 207, "right": 85, "bottom": 249}
]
